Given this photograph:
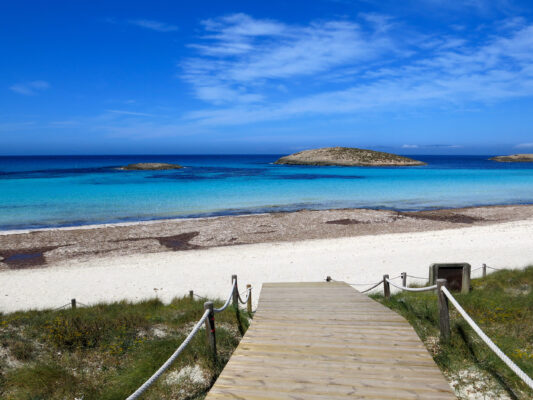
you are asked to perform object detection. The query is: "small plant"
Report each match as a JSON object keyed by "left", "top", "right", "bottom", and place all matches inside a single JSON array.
[
  {"left": 10, "top": 340, "right": 35, "bottom": 361},
  {"left": 0, "top": 295, "right": 247, "bottom": 399}
]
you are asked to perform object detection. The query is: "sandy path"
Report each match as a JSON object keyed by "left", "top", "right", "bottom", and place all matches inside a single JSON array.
[{"left": 1, "top": 219, "right": 532, "bottom": 313}]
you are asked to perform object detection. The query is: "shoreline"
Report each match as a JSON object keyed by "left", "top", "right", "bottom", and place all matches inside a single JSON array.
[
  {"left": 2, "top": 203, "right": 533, "bottom": 272},
  {"left": 2, "top": 200, "right": 533, "bottom": 235}
]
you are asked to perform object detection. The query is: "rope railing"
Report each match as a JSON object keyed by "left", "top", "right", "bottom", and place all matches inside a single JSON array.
[
  {"left": 386, "top": 278, "right": 437, "bottom": 292},
  {"left": 336, "top": 266, "right": 532, "bottom": 390},
  {"left": 52, "top": 303, "right": 72, "bottom": 311},
  {"left": 214, "top": 280, "right": 237, "bottom": 313},
  {"left": 329, "top": 263, "right": 503, "bottom": 297},
  {"left": 238, "top": 286, "right": 252, "bottom": 305},
  {"left": 440, "top": 285, "right": 533, "bottom": 390},
  {"left": 406, "top": 274, "right": 427, "bottom": 280},
  {"left": 126, "top": 274, "right": 252, "bottom": 399},
  {"left": 473, "top": 263, "right": 502, "bottom": 278},
  {"left": 347, "top": 281, "right": 384, "bottom": 286},
  {"left": 360, "top": 281, "right": 384, "bottom": 293},
  {"left": 126, "top": 309, "right": 211, "bottom": 400},
  {"left": 51, "top": 298, "right": 87, "bottom": 311},
  {"left": 345, "top": 275, "right": 401, "bottom": 286}
]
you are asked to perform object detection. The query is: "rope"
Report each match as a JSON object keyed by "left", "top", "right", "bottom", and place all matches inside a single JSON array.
[
  {"left": 386, "top": 278, "right": 438, "bottom": 292},
  {"left": 487, "top": 266, "right": 501, "bottom": 271},
  {"left": 360, "top": 281, "right": 383, "bottom": 293},
  {"left": 238, "top": 287, "right": 251, "bottom": 305},
  {"left": 441, "top": 287, "right": 533, "bottom": 390},
  {"left": 328, "top": 277, "right": 368, "bottom": 285},
  {"left": 332, "top": 275, "right": 401, "bottom": 286},
  {"left": 347, "top": 281, "right": 384, "bottom": 286},
  {"left": 214, "top": 280, "right": 237, "bottom": 313},
  {"left": 346, "top": 276, "right": 401, "bottom": 286},
  {"left": 406, "top": 274, "right": 427, "bottom": 280},
  {"left": 126, "top": 309, "right": 210, "bottom": 399},
  {"left": 52, "top": 303, "right": 71, "bottom": 311}
]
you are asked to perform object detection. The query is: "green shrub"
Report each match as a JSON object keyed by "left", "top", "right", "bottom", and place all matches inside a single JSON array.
[{"left": 10, "top": 340, "right": 35, "bottom": 361}]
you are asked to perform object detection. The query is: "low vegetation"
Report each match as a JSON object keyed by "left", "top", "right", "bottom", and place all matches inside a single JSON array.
[
  {"left": 274, "top": 146, "right": 426, "bottom": 166},
  {"left": 372, "top": 267, "right": 533, "bottom": 400},
  {"left": 0, "top": 296, "right": 250, "bottom": 399}
]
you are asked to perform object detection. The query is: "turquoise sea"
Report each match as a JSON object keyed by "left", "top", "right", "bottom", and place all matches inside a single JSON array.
[{"left": 1, "top": 155, "right": 533, "bottom": 230}]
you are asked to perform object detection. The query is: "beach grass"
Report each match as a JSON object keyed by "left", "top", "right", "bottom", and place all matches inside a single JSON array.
[
  {"left": 0, "top": 296, "right": 250, "bottom": 400},
  {"left": 372, "top": 266, "right": 533, "bottom": 399}
]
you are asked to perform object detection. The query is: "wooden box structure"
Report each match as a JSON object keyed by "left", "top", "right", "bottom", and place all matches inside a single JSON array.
[{"left": 429, "top": 263, "right": 471, "bottom": 293}]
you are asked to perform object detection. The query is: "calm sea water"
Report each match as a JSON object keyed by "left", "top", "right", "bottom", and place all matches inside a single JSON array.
[{"left": 1, "top": 155, "right": 533, "bottom": 230}]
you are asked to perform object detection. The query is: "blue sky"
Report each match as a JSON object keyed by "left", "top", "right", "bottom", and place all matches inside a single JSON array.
[{"left": 1, "top": 0, "right": 533, "bottom": 155}]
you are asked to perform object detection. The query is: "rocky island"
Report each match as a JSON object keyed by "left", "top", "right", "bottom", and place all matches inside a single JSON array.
[
  {"left": 119, "top": 162, "right": 183, "bottom": 170},
  {"left": 274, "top": 147, "right": 426, "bottom": 167},
  {"left": 489, "top": 154, "right": 533, "bottom": 162}
]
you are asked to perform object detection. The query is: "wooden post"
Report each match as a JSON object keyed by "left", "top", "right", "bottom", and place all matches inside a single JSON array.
[
  {"left": 189, "top": 290, "right": 194, "bottom": 300},
  {"left": 231, "top": 275, "right": 238, "bottom": 308},
  {"left": 482, "top": 263, "right": 487, "bottom": 278},
  {"left": 401, "top": 272, "right": 407, "bottom": 287},
  {"left": 246, "top": 284, "right": 252, "bottom": 313},
  {"left": 326, "top": 276, "right": 332, "bottom": 282},
  {"left": 437, "top": 279, "right": 451, "bottom": 342},
  {"left": 204, "top": 301, "right": 217, "bottom": 361},
  {"left": 383, "top": 275, "right": 390, "bottom": 300},
  {"left": 71, "top": 299, "right": 76, "bottom": 309}
]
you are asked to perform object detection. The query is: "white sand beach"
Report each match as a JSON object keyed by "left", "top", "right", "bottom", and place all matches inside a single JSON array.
[{"left": 1, "top": 218, "right": 532, "bottom": 313}]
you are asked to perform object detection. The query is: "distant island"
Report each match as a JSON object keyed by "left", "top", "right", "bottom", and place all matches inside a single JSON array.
[
  {"left": 490, "top": 154, "right": 533, "bottom": 162},
  {"left": 274, "top": 147, "right": 426, "bottom": 167},
  {"left": 119, "top": 163, "right": 183, "bottom": 170}
]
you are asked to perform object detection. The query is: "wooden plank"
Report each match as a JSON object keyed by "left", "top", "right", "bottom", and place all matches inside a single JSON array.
[{"left": 205, "top": 282, "right": 456, "bottom": 399}]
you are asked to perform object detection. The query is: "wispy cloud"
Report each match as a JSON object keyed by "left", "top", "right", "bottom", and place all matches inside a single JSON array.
[
  {"left": 182, "top": 13, "right": 402, "bottom": 104},
  {"left": 128, "top": 19, "right": 178, "bottom": 32},
  {"left": 516, "top": 143, "right": 533, "bottom": 148},
  {"left": 106, "top": 109, "right": 157, "bottom": 117},
  {"left": 181, "top": 14, "right": 533, "bottom": 126},
  {"left": 402, "top": 144, "right": 419, "bottom": 148},
  {"left": 9, "top": 81, "right": 50, "bottom": 95}
]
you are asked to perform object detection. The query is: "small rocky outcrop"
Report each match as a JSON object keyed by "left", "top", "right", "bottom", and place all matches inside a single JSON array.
[
  {"left": 119, "top": 163, "right": 183, "bottom": 170},
  {"left": 489, "top": 154, "right": 533, "bottom": 162},
  {"left": 274, "top": 147, "right": 426, "bottom": 167}
]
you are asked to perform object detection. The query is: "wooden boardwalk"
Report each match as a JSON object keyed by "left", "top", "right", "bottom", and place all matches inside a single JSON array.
[{"left": 206, "top": 281, "right": 456, "bottom": 399}]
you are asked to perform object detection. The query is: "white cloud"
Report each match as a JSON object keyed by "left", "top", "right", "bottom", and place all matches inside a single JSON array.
[
  {"left": 182, "top": 14, "right": 403, "bottom": 104},
  {"left": 402, "top": 144, "right": 419, "bottom": 148},
  {"left": 182, "top": 16, "right": 533, "bottom": 126},
  {"left": 9, "top": 81, "right": 50, "bottom": 95},
  {"left": 129, "top": 19, "right": 177, "bottom": 32},
  {"left": 516, "top": 143, "right": 533, "bottom": 148}
]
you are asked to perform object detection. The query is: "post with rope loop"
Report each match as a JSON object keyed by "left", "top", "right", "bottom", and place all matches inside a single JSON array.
[
  {"left": 482, "top": 263, "right": 487, "bottom": 278},
  {"left": 71, "top": 299, "right": 77, "bottom": 309},
  {"left": 232, "top": 275, "right": 239, "bottom": 308},
  {"left": 246, "top": 284, "right": 252, "bottom": 313},
  {"left": 204, "top": 301, "right": 217, "bottom": 362},
  {"left": 437, "top": 279, "right": 450, "bottom": 342},
  {"left": 401, "top": 272, "right": 407, "bottom": 287},
  {"left": 189, "top": 290, "right": 194, "bottom": 301},
  {"left": 383, "top": 274, "right": 390, "bottom": 300}
]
